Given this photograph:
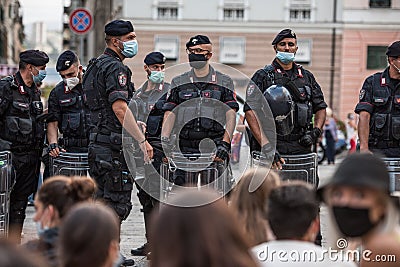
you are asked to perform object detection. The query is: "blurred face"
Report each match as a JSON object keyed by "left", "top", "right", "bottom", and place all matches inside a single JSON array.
[
  {"left": 326, "top": 185, "right": 386, "bottom": 225},
  {"left": 33, "top": 197, "right": 45, "bottom": 223},
  {"left": 186, "top": 43, "right": 212, "bottom": 58},
  {"left": 59, "top": 64, "right": 82, "bottom": 81},
  {"left": 274, "top": 37, "right": 298, "bottom": 53},
  {"left": 144, "top": 63, "right": 165, "bottom": 74}
]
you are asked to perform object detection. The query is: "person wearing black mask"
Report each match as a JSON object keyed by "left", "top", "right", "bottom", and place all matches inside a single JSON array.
[
  {"left": 318, "top": 153, "right": 400, "bottom": 267},
  {"left": 161, "top": 34, "right": 238, "bottom": 188}
]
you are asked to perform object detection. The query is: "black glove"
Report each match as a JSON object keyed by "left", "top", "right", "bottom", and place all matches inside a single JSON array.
[
  {"left": 161, "top": 136, "right": 174, "bottom": 156},
  {"left": 47, "top": 143, "right": 59, "bottom": 154},
  {"left": 299, "top": 127, "right": 322, "bottom": 147},
  {"left": 215, "top": 141, "right": 231, "bottom": 161},
  {"left": 261, "top": 143, "right": 282, "bottom": 164}
]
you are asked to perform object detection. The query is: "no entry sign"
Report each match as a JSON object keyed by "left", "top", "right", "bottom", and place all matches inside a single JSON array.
[{"left": 69, "top": 8, "right": 93, "bottom": 35}]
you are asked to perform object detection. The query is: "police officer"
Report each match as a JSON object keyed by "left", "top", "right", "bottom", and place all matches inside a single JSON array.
[
  {"left": 130, "top": 51, "right": 170, "bottom": 257},
  {"left": 245, "top": 29, "right": 327, "bottom": 170},
  {"left": 356, "top": 41, "right": 400, "bottom": 157},
  {"left": 161, "top": 35, "right": 238, "bottom": 186},
  {"left": 83, "top": 20, "right": 152, "bottom": 266},
  {"left": 0, "top": 50, "right": 49, "bottom": 243},
  {"left": 46, "top": 51, "right": 89, "bottom": 175}
]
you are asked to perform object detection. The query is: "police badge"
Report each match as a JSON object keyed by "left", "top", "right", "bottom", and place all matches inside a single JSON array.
[
  {"left": 118, "top": 73, "right": 127, "bottom": 86},
  {"left": 359, "top": 89, "right": 366, "bottom": 100}
]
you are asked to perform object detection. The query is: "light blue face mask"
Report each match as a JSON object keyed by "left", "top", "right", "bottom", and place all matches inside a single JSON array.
[
  {"left": 36, "top": 221, "right": 48, "bottom": 237},
  {"left": 148, "top": 71, "right": 165, "bottom": 84},
  {"left": 120, "top": 40, "right": 138, "bottom": 58},
  {"left": 33, "top": 68, "right": 47, "bottom": 83},
  {"left": 276, "top": 51, "right": 295, "bottom": 64}
]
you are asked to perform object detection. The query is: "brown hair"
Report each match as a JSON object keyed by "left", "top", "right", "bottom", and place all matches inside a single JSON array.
[
  {"left": 59, "top": 203, "right": 119, "bottom": 267},
  {"left": 37, "top": 176, "right": 96, "bottom": 218},
  {"left": 229, "top": 168, "right": 281, "bottom": 246},
  {"left": 150, "top": 190, "right": 258, "bottom": 267}
]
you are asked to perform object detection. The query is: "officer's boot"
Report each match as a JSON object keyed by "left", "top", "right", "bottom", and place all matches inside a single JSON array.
[
  {"left": 131, "top": 210, "right": 150, "bottom": 256},
  {"left": 8, "top": 222, "right": 24, "bottom": 244}
]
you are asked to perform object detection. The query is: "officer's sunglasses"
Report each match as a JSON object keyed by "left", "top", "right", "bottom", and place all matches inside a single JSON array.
[{"left": 186, "top": 48, "right": 210, "bottom": 55}]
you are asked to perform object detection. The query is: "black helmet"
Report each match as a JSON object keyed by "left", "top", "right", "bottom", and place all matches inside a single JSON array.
[{"left": 264, "top": 84, "right": 294, "bottom": 136}]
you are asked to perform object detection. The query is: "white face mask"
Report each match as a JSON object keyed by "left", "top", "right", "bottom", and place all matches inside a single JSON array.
[{"left": 63, "top": 76, "right": 80, "bottom": 90}]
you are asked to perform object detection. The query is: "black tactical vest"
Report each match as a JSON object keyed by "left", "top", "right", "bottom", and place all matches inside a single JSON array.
[
  {"left": 53, "top": 82, "right": 89, "bottom": 139},
  {"left": 368, "top": 73, "right": 400, "bottom": 147},
  {"left": 0, "top": 74, "right": 44, "bottom": 148}
]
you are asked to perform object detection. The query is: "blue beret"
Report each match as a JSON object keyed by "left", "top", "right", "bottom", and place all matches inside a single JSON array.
[
  {"left": 186, "top": 35, "right": 211, "bottom": 48},
  {"left": 272, "top": 29, "right": 297, "bottom": 45},
  {"left": 56, "top": 50, "right": 78, "bottom": 72},
  {"left": 19, "top": 50, "right": 49, "bottom": 66},
  {"left": 105, "top": 20, "right": 134, "bottom": 36},
  {"left": 144, "top": 52, "right": 166, "bottom": 65},
  {"left": 386, "top": 41, "right": 400, "bottom": 57}
]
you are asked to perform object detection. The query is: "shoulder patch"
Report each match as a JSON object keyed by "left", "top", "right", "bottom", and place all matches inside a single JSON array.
[
  {"left": 247, "top": 84, "right": 255, "bottom": 96},
  {"left": 359, "top": 89, "right": 366, "bottom": 100},
  {"left": 118, "top": 72, "right": 127, "bottom": 87}
]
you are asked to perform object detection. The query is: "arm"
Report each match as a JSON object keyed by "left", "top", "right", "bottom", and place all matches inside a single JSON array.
[
  {"left": 245, "top": 109, "right": 270, "bottom": 146},
  {"left": 112, "top": 100, "right": 153, "bottom": 160},
  {"left": 314, "top": 109, "right": 326, "bottom": 131},
  {"left": 358, "top": 111, "right": 371, "bottom": 153},
  {"left": 47, "top": 121, "right": 65, "bottom": 157},
  {"left": 223, "top": 109, "right": 236, "bottom": 143},
  {"left": 161, "top": 110, "right": 176, "bottom": 138}
]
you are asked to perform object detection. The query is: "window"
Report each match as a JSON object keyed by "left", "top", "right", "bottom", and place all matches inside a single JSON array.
[
  {"left": 367, "top": 46, "right": 388, "bottom": 70},
  {"left": 289, "top": 0, "right": 311, "bottom": 22},
  {"left": 369, "top": 0, "right": 391, "bottom": 8},
  {"left": 295, "top": 39, "right": 312, "bottom": 65},
  {"left": 219, "top": 37, "right": 246, "bottom": 64},
  {"left": 154, "top": 35, "right": 179, "bottom": 60},
  {"left": 157, "top": 7, "right": 178, "bottom": 19},
  {"left": 289, "top": 9, "right": 311, "bottom": 21},
  {"left": 223, "top": 8, "right": 244, "bottom": 21}
]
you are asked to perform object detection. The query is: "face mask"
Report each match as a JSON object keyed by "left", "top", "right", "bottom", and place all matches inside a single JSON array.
[
  {"left": 33, "top": 68, "right": 47, "bottom": 83},
  {"left": 63, "top": 76, "right": 80, "bottom": 90},
  {"left": 332, "top": 206, "right": 381, "bottom": 237},
  {"left": 148, "top": 71, "right": 165, "bottom": 84},
  {"left": 276, "top": 51, "right": 295, "bottom": 64},
  {"left": 113, "top": 253, "right": 123, "bottom": 267},
  {"left": 188, "top": 53, "right": 208, "bottom": 69},
  {"left": 119, "top": 40, "right": 138, "bottom": 58},
  {"left": 392, "top": 60, "right": 400, "bottom": 73}
]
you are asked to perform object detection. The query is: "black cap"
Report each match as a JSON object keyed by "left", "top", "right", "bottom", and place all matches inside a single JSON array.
[
  {"left": 318, "top": 153, "right": 390, "bottom": 201},
  {"left": 105, "top": 19, "right": 134, "bottom": 36},
  {"left": 19, "top": 50, "right": 49, "bottom": 66},
  {"left": 186, "top": 35, "right": 211, "bottom": 49},
  {"left": 144, "top": 52, "right": 166, "bottom": 65},
  {"left": 386, "top": 41, "right": 400, "bottom": 57},
  {"left": 56, "top": 50, "right": 78, "bottom": 72},
  {"left": 272, "top": 29, "right": 297, "bottom": 45}
]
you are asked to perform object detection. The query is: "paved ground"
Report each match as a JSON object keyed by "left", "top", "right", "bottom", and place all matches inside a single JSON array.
[{"left": 21, "top": 148, "right": 345, "bottom": 266}]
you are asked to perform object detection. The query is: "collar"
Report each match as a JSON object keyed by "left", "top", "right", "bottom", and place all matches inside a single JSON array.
[
  {"left": 137, "top": 81, "right": 165, "bottom": 96},
  {"left": 15, "top": 71, "right": 35, "bottom": 95},
  {"left": 189, "top": 66, "right": 217, "bottom": 84},
  {"left": 104, "top": 48, "right": 123, "bottom": 61},
  {"left": 272, "top": 59, "right": 303, "bottom": 78}
]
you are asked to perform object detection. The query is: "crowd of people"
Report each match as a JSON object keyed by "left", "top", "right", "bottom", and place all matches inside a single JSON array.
[{"left": 0, "top": 15, "right": 400, "bottom": 267}]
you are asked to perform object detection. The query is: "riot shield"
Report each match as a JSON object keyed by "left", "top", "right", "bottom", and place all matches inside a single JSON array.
[
  {"left": 49, "top": 152, "right": 89, "bottom": 177},
  {"left": 161, "top": 152, "right": 231, "bottom": 201},
  {"left": 382, "top": 158, "right": 400, "bottom": 193},
  {"left": 251, "top": 152, "right": 318, "bottom": 185},
  {"left": 0, "top": 151, "right": 12, "bottom": 237}
]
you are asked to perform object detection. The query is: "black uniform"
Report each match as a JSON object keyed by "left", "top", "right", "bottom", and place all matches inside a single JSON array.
[
  {"left": 47, "top": 81, "right": 89, "bottom": 152},
  {"left": 245, "top": 59, "right": 327, "bottom": 154},
  {"left": 83, "top": 48, "right": 134, "bottom": 221},
  {"left": 163, "top": 66, "right": 238, "bottom": 186},
  {"left": 0, "top": 72, "right": 45, "bottom": 239},
  {"left": 355, "top": 67, "right": 400, "bottom": 157},
  {"left": 131, "top": 81, "right": 169, "bottom": 242}
]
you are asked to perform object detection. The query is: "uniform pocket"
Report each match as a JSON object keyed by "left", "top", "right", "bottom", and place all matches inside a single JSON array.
[
  {"left": 372, "top": 89, "right": 389, "bottom": 106},
  {"left": 392, "top": 116, "right": 400, "bottom": 140}
]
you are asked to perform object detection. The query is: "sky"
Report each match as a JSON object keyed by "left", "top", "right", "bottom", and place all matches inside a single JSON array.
[{"left": 19, "top": 0, "right": 64, "bottom": 31}]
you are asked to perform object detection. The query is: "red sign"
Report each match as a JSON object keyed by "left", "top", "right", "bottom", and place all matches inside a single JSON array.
[{"left": 69, "top": 8, "right": 93, "bottom": 35}]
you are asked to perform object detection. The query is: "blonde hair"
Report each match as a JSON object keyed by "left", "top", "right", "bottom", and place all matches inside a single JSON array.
[{"left": 229, "top": 168, "right": 281, "bottom": 246}]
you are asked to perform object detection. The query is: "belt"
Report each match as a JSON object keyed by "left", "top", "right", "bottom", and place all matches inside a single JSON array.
[
  {"left": 89, "top": 132, "right": 133, "bottom": 145},
  {"left": 60, "top": 137, "right": 89, "bottom": 147},
  {"left": 277, "top": 133, "right": 303, "bottom": 141},
  {"left": 181, "top": 131, "right": 223, "bottom": 140},
  {"left": 371, "top": 140, "right": 400, "bottom": 149}
]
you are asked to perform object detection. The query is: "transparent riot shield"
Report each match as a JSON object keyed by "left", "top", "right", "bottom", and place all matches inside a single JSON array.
[
  {"left": 0, "top": 151, "right": 12, "bottom": 237},
  {"left": 160, "top": 152, "right": 231, "bottom": 201},
  {"left": 49, "top": 152, "right": 89, "bottom": 177},
  {"left": 251, "top": 152, "right": 318, "bottom": 185},
  {"left": 382, "top": 158, "right": 400, "bottom": 193}
]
